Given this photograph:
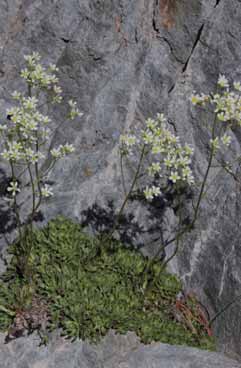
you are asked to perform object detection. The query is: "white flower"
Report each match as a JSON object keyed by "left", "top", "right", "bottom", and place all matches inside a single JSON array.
[
  {"left": 1, "top": 141, "right": 23, "bottom": 161},
  {"left": 151, "top": 145, "right": 163, "bottom": 154},
  {"left": 52, "top": 94, "right": 63, "bottom": 104},
  {"left": 51, "top": 143, "right": 75, "bottom": 158},
  {"left": 20, "top": 68, "right": 30, "bottom": 79},
  {"left": 217, "top": 112, "right": 226, "bottom": 121},
  {"left": 42, "top": 115, "right": 51, "bottom": 124},
  {"left": 190, "top": 93, "right": 209, "bottom": 106},
  {"left": 218, "top": 75, "right": 229, "bottom": 89},
  {"left": 144, "top": 185, "right": 161, "bottom": 200},
  {"left": 61, "top": 143, "right": 75, "bottom": 155},
  {"left": 151, "top": 185, "right": 161, "bottom": 197},
  {"left": 12, "top": 91, "right": 21, "bottom": 100},
  {"left": 49, "top": 64, "right": 59, "bottom": 72},
  {"left": 1, "top": 149, "right": 11, "bottom": 160},
  {"left": 7, "top": 181, "right": 20, "bottom": 196},
  {"left": 26, "top": 119, "right": 38, "bottom": 131},
  {"left": 68, "top": 100, "right": 77, "bottom": 108},
  {"left": 178, "top": 155, "right": 191, "bottom": 167},
  {"left": 146, "top": 118, "right": 158, "bottom": 130},
  {"left": 184, "top": 145, "right": 194, "bottom": 156},
  {"left": 182, "top": 167, "right": 194, "bottom": 184},
  {"left": 24, "top": 149, "right": 44, "bottom": 163},
  {"left": 50, "top": 147, "right": 62, "bottom": 158},
  {"left": 210, "top": 137, "right": 220, "bottom": 151},
  {"left": 23, "top": 96, "right": 38, "bottom": 110},
  {"left": 68, "top": 99, "right": 83, "bottom": 119},
  {"left": 53, "top": 85, "right": 62, "bottom": 95},
  {"left": 0, "top": 124, "right": 7, "bottom": 131},
  {"left": 24, "top": 52, "right": 41, "bottom": 65},
  {"left": 221, "top": 134, "right": 231, "bottom": 147},
  {"left": 187, "top": 173, "right": 195, "bottom": 185},
  {"left": 164, "top": 156, "right": 174, "bottom": 168},
  {"left": 142, "top": 130, "right": 154, "bottom": 144},
  {"left": 144, "top": 187, "right": 154, "bottom": 200},
  {"left": 190, "top": 94, "right": 199, "bottom": 105},
  {"left": 234, "top": 81, "right": 241, "bottom": 92},
  {"left": 169, "top": 171, "right": 181, "bottom": 183},
  {"left": 156, "top": 113, "right": 166, "bottom": 124},
  {"left": 6, "top": 107, "right": 20, "bottom": 119},
  {"left": 148, "top": 162, "right": 161, "bottom": 176},
  {"left": 120, "top": 134, "right": 137, "bottom": 147},
  {"left": 40, "top": 127, "right": 50, "bottom": 140},
  {"left": 41, "top": 184, "right": 53, "bottom": 198}
]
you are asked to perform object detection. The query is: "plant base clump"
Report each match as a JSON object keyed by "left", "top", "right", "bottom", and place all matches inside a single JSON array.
[{"left": 0, "top": 217, "right": 214, "bottom": 349}]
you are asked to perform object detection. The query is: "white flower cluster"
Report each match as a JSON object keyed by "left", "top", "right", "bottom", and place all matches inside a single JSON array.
[
  {"left": 5, "top": 97, "right": 50, "bottom": 142},
  {"left": 209, "top": 133, "right": 232, "bottom": 152},
  {"left": 120, "top": 113, "right": 194, "bottom": 200},
  {"left": 0, "top": 53, "right": 81, "bottom": 198},
  {"left": 21, "top": 52, "right": 62, "bottom": 103},
  {"left": 119, "top": 134, "right": 138, "bottom": 155},
  {"left": 2, "top": 142, "right": 45, "bottom": 163},
  {"left": 68, "top": 100, "right": 83, "bottom": 120},
  {"left": 191, "top": 75, "right": 241, "bottom": 125},
  {"left": 143, "top": 185, "right": 161, "bottom": 200},
  {"left": 191, "top": 75, "right": 241, "bottom": 152},
  {"left": 50, "top": 143, "right": 75, "bottom": 158}
]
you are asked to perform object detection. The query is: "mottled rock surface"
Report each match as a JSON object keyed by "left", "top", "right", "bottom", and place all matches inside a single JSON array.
[
  {"left": 0, "top": 330, "right": 240, "bottom": 368},
  {"left": 0, "top": 0, "right": 241, "bottom": 360}
]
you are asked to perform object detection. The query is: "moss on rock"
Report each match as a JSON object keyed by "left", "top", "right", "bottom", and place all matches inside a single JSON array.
[{"left": 0, "top": 217, "right": 214, "bottom": 349}]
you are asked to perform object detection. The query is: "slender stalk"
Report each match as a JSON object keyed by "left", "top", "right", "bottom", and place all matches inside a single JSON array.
[
  {"left": 9, "top": 161, "right": 22, "bottom": 243},
  {"left": 161, "top": 240, "right": 179, "bottom": 271},
  {"left": 106, "top": 145, "right": 146, "bottom": 241},
  {"left": 33, "top": 129, "right": 43, "bottom": 214},
  {"left": 27, "top": 163, "right": 36, "bottom": 223},
  {"left": 159, "top": 191, "right": 183, "bottom": 273},
  {"left": 209, "top": 293, "right": 241, "bottom": 327},
  {"left": 191, "top": 150, "right": 215, "bottom": 227},
  {"left": 148, "top": 115, "right": 218, "bottom": 269},
  {"left": 120, "top": 151, "right": 127, "bottom": 196},
  {"left": 190, "top": 115, "right": 217, "bottom": 228},
  {"left": 27, "top": 85, "right": 37, "bottom": 223},
  {"left": 39, "top": 158, "right": 57, "bottom": 181},
  {"left": 142, "top": 189, "right": 183, "bottom": 288}
]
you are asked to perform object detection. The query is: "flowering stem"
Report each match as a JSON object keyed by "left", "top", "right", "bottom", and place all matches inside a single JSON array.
[
  {"left": 190, "top": 115, "right": 217, "bottom": 227},
  {"left": 9, "top": 161, "right": 22, "bottom": 244},
  {"left": 27, "top": 163, "right": 36, "bottom": 223},
  {"left": 120, "top": 151, "right": 127, "bottom": 196},
  {"left": 26, "top": 84, "right": 42, "bottom": 226},
  {"left": 34, "top": 132, "right": 42, "bottom": 214},
  {"left": 0, "top": 53, "right": 79, "bottom": 278},
  {"left": 148, "top": 115, "right": 218, "bottom": 271},
  {"left": 106, "top": 145, "right": 146, "bottom": 242}
]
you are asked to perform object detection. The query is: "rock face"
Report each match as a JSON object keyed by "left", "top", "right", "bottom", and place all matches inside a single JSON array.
[
  {"left": 0, "top": 331, "right": 240, "bottom": 368},
  {"left": 0, "top": 0, "right": 241, "bottom": 361}
]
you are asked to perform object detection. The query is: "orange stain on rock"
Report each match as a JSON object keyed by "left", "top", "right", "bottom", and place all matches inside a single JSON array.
[{"left": 159, "top": 0, "right": 177, "bottom": 29}]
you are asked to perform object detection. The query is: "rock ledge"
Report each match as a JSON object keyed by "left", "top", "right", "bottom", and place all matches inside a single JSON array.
[{"left": 0, "top": 330, "right": 240, "bottom": 368}]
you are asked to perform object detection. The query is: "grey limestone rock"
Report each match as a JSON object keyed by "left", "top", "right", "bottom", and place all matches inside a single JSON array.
[
  {"left": 0, "top": 330, "right": 240, "bottom": 368},
  {"left": 0, "top": 0, "right": 241, "bottom": 361}
]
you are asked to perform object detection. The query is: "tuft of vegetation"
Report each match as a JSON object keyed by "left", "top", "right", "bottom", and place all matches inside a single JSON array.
[{"left": 0, "top": 217, "right": 214, "bottom": 349}]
